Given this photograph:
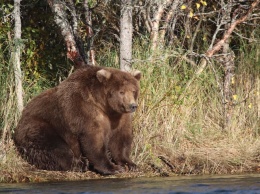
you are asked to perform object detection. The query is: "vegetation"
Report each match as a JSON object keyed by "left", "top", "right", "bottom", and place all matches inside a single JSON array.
[
  {"left": 0, "top": 0, "right": 260, "bottom": 183},
  {"left": 132, "top": 43, "right": 260, "bottom": 175}
]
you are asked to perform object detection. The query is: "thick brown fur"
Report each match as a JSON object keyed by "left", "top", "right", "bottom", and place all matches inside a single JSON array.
[{"left": 13, "top": 66, "right": 141, "bottom": 175}]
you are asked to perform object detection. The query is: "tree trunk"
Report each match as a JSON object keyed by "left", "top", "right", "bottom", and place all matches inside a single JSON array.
[
  {"left": 222, "top": 41, "right": 235, "bottom": 129},
  {"left": 221, "top": 1, "right": 235, "bottom": 130},
  {"left": 12, "top": 0, "right": 23, "bottom": 114},
  {"left": 159, "top": 0, "right": 181, "bottom": 45},
  {"left": 150, "top": 0, "right": 173, "bottom": 51},
  {"left": 47, "top": 0, "right": 88, "bottom": 68},
  {"left": 84, "top": 0, "right": 95, "bottom": 65},
  {"left": 120, "top": 0, "right": 133, "bottom": 72},
  {"left": 255, "top": 30, "right": 259, "bottom": 121},
  {"left": 150, "top": 3, "right": 164, "bottom": 51}
]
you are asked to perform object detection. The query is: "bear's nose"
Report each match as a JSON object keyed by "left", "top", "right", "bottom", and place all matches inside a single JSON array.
[{"left": 129, "top": 103, "right": 138, "bottom": 112}]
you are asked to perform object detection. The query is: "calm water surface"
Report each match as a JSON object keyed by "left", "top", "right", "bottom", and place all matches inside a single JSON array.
[{"left": 0, "top": 174, "right": 260, "bottom": 194}]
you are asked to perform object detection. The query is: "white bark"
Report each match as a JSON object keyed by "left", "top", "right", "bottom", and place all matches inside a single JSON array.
[
  {"left": 84, "top": 0, "right": 95, "bottom": 65},
  {"left": 12, "top": 0, "right": 23, "bottom": 113},
  {"left": 150, "top": 0, "right": 173, "bottom": 51},
  {"left": 47, "top": 0, "right": 86, "bottom": 67},
  {"left": 50, "top": 1, "right": 77, "bottom": 56},
  {"left": 120, "top": 0, "right": 133, "bottom": 72},
  {"left": 159, "top": 0, "right": 181, "bottom": 44}
]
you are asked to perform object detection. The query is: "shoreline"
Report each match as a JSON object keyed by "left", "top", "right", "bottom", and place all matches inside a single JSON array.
[
  {"left": 1, "top": 169, "right": 259, "bottom": 184},
  {"left": 1, "top": 159, "right": 259, "bottom": 184},
  {"left": 1, "top": 141, "right": 260, "bottom": 183}
]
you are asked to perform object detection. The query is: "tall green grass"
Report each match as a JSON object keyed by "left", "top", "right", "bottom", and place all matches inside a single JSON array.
[{"left": 0, "top": 36, "right": 18, "bottom": 142}]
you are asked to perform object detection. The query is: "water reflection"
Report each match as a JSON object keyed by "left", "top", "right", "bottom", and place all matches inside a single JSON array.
[{"left": 0, "top": 174, "right": 259, "bottom": 194}]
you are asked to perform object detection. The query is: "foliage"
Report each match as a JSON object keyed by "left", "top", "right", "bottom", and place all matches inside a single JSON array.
[{"left": 131, "top": 39, "right": 260, "bottom": 174}]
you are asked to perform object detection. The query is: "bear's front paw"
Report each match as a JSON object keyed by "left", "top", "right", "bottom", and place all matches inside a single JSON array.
[
  {"left": 126, "top": 162, "right": 137, "bottom": 171},
  {"left": 112, "top": 164, "right": 126, "bottom": 173},
  {"left": 94, "top": 164, "right": 125, "bottom": 175}
]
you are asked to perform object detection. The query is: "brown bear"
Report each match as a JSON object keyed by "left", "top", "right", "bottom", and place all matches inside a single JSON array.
[{"left": 13, "top": 65, "right": 141, "bottom": 175}]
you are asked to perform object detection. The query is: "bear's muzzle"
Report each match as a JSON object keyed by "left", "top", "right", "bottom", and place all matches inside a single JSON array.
[{"left": 129, "top": 103, "right": 138, "bottom": 112}]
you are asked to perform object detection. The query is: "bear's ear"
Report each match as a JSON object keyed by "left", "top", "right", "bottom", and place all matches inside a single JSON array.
[
  {"left": 132, "top": 70, "right": 141, "bottom": 81},
  {"left": 97, "top": 69, "right": 112, "bottom": 83}
]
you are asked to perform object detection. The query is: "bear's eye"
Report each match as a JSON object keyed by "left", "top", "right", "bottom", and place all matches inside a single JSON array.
[{"left": 119, "top": 91, "right": 125, "bottom": 95}]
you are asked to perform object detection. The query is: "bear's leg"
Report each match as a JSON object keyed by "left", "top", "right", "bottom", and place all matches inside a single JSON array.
[
  {"left": 109, "top": 122, "right": 137, "bottom": 170},
  {"left": 109, "top": 136, "right": 137, "bottom": 170},
  {"left": 79, "top": 132, "right": 124, "bottom": 175}
]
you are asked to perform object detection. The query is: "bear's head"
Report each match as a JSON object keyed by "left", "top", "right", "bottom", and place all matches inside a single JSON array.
[{"left": 96, "top": 68, "right": 141, "bottom": 114}]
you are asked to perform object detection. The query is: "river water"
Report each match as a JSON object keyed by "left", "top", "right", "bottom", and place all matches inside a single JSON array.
[{"left": 0, "top": 174, "right": 260, "bottom": 194}]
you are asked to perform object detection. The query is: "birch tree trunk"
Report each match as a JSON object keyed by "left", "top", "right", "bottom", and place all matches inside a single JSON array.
[
  {"left": 150, "top": 0, "right": 173, "bottom": 51},
  {"left": 84, "top": 0, "right": 95, "bottom": 66},
  {"left": 159, "top": 0, "right": 181, "bottom": 46},
  {"left": 222, "top": 41, "right": 235, "bottom": 129},
  {"left": 12, "top": 0, "right": 23, "bottom": 114},
  {"left": 150, "top": 3, "right": 164, "bottom": 51},
  {"left": 221, "top": 1, "right": 235, "bottom": 130},
  {"left": 47, "top": 0, "right": 88, "bottom": 68},
  {"left": 120, "top": 0, "right": 133, "bottom": 72}
]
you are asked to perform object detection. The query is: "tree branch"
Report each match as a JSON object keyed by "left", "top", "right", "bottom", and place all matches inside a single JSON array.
[{"left": 206, "top": 0, "right": 260, "bottom": 57}]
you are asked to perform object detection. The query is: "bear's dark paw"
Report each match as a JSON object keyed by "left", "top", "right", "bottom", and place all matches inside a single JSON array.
[
  {"left": 126, "top": 162, "right": 137, "bottom": 171},
  {"left": 116, "top": 159, "right": 137, "bottom": 171},
  {"left": 98, "top": 169, "right": 123, "bottom": 175},
  {"left": 94, "top": 164, "right": 125, "bottom": 175},
  {"left": 111, "top": 164, "right": 125, "bottom": 174},
  {"left": 71, "top": 158, "right": 89, "bottom": 172}
]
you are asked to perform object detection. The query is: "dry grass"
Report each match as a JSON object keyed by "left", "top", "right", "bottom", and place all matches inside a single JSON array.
[{"left": 131, "top": 50, "right": 260, "bottom": 175}]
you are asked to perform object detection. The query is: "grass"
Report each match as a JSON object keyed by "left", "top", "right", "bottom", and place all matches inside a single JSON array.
[
  {"left": 0, "top": 39, "right": 260, "bottom": 183},
  {"left": 130, "top": 44, "right": 260, "bottom": 175}
]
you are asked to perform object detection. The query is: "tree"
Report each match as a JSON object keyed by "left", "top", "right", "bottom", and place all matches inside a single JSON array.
[
  {"left": 148, "top": 0, "right": 179, "bottom": 51},
  {"left": 47, "top": 0, "right": 96, "bottom": 68},
  {"left": 202, "top": 0, "right": 259, "bottom": 129},
  {"left": 12, "top": 0, "right": 23, "bottom": 113},
  {"left": 120, "top": 0, "right": 133, "bottom": 71},
  {"left": 137, "top": 0, "right": 259, "bottom": 130}
]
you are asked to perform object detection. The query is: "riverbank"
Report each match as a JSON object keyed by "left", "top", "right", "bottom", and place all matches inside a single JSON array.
[{"left": 1, "top": 140, "right": 259, "bottom": 183}]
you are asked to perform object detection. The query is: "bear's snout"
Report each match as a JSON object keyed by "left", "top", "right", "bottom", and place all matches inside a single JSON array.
[{"left": 129, "top": 103, "right": 138, "bottom": 112}]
